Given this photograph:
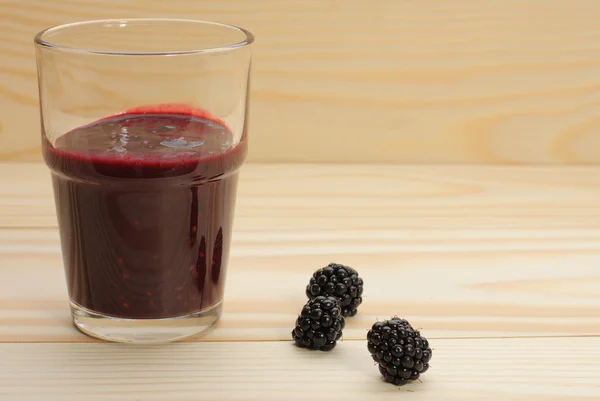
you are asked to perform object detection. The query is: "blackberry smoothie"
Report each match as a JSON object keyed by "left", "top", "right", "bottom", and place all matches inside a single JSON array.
[{"left": 43, "top": 106, "right": 246, "bottom": 320}]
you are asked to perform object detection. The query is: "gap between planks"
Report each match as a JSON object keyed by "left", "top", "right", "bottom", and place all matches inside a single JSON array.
[{"left": 2, "top": 334, "right": 600, "bottom": 345}]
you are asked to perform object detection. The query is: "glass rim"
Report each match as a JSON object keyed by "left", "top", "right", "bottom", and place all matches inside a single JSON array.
[{"left": 34, "top": 18, "right": 254, "bottom": 56}]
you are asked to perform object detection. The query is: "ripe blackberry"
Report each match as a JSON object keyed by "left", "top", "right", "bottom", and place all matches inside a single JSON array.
[
  {"left": 367, "top": 317, "right": 432, "bottom": 386},
  {"left": 292, "top": 296, "right": 345, "bottom": 351},
  {"left": 306, "top": 263, "right": 363, "bottom": 317}
]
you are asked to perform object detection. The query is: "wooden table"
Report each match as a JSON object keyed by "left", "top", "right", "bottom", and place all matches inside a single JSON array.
[{"left": 1, "top": 163, "right": 599, "bottom": 400}]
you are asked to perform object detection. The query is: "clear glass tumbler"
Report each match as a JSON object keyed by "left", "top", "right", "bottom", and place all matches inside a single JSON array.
[{"left": 34, "top": 19, "right": 253, "bottom": 343}]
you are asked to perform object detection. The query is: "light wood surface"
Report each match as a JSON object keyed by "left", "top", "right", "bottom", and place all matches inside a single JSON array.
[
  {"left": 1, "top": 163, "right": 600, "bottom": 343},
  {"left": 1, "top": 338, "right": 600, "bottom": 401},
  {"left": 3, "top": 0, "right": 600, "bottom": 164},
  {"left": 0, "top": 162, "right": 599, "bottom": 399}
]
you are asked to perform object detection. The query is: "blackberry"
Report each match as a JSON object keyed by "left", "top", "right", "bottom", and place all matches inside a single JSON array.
[
  {"left": 292, "top": 296, "right": 345, "bottom": 351},
  {"left": 306, "top": 263, "right": 364, "bottom": 317},
  {"left": 367, "top": 317, "right": 432, "bottom": 386}
]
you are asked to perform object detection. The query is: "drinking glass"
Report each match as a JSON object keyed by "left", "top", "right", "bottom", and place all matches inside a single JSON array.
[{"left": 34, "top": 19, "right": 253, "bottom": 343}]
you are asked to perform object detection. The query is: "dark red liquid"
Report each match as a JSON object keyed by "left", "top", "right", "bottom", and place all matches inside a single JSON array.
[{"left": 43, "top": 106, "right": 247, "bottom": 319}]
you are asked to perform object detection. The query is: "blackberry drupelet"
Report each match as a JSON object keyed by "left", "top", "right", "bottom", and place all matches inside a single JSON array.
[
  {"left": 306, "top": 263, "right": 364, "bottom": 317},
  {"left": 292, "top": 296, "right": 345, "bottom": 351},
  {"left": 367, "top": 317, "right": 433, "bottom": 386}
]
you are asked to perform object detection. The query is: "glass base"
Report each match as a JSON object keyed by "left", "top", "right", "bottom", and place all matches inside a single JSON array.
[{"left": 70, "top": 301, "right": 221, "bottom": 343}]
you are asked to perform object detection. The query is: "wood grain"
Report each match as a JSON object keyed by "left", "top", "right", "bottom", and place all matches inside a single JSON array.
[
  {"left": 3, "top": 0, "right": 600, "bottom": 163},
  {"left": 1, "top": 338, "right": 599, "bottom": 401},
  {"left": 2, "top": 163, "right": 600, "bottom": 228},
  {"left": 1, "top": 162, "right": 599, "bottom": 399},
  {"left": 1, "top": 163, "right": 599, "bottom": 342}
]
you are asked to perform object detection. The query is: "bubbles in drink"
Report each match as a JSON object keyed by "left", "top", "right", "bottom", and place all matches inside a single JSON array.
[
  {"left": 160, "top": 136, "right": 205, "bottom": 150},
  {"left": 56, "top": 113, "right": 233, "bottom": 158}
]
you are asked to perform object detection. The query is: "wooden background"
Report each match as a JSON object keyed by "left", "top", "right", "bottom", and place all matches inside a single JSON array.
[{"left": 2, "top": 0, "right": 600, "bottom": 164}]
